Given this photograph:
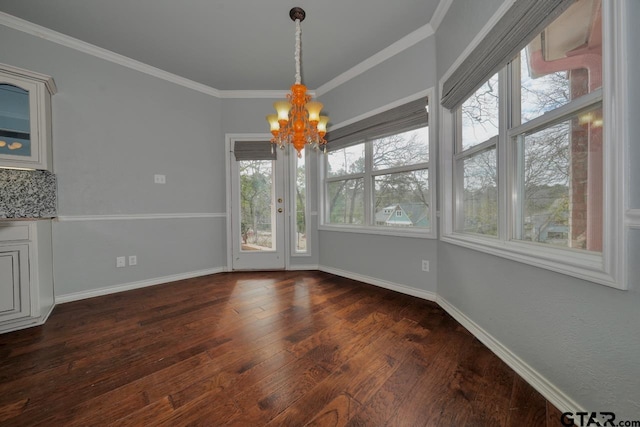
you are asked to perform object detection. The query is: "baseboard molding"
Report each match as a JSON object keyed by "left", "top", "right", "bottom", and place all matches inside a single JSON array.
[
  {"left": 288, "top": 264, "right": 320, "bottom": 271},
  {"left": 436, "top": 295, "right": 584, "bottom": 416},
  {"left": 318, "top": 265, "right": 437, "bottom": 302},
  {"left": 55, "top": 267, "right": 225, "bottom": 304}
]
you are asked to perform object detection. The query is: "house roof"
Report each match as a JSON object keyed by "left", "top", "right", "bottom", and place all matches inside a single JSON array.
[{"left": 375, "top": 203, "right": 429, "bottom": 227}]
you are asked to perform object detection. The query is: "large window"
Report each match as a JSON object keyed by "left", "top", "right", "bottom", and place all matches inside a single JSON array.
[
  {"left": 442, "top": 0, "right": 624, "bottom": 287},
  {"left": 322, "top": 97, "right": 433, "bottom": 236}
]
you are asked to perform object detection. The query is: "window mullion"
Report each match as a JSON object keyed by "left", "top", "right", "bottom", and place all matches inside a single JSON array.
[
  {"left": 497, "top": 63, "right": 511, "bottom": 241},
  {"left": 452, "top": 109, "right": 464, "bottom": 232},
  {"left": 371, "top": 163, "right": 429, "bottom": 176},
  {"left": 364, "top": 140, "right": 374, "bottom": 226},
  {"left": 454, "top": 136, "right": 498, "bottom": 161},
  {"left": 508, "top": 90, "right": 603, "bottom": 138},
  {"left": 325, "top": 173, "right": 365, "bottom": 183}
]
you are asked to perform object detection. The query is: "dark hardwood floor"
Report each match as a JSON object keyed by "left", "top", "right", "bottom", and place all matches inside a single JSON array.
[{"left": 0, "top": 271, "right": 567, "bottom": 426}]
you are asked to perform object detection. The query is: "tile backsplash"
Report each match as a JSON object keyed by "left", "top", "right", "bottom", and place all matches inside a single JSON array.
[{"left": 0, "top": 169, "right": 57, "bottom": 218}]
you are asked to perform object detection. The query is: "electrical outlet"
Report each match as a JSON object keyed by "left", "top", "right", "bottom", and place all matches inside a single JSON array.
[
  {"left": 128, "top": 255, "right": 137, "bottom": 266},
  {"left": 154, "top": 174, "right": 166, "bottom": 184},
  {"left": 116, "top": 256, "right": 126, "bottom": 268},
  {"left": 421, "top": 260, "right": 430, "bottom": 272}
]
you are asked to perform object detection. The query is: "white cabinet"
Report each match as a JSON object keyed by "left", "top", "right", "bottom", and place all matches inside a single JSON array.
[
  {"left": 0, "top": 220, "right": 54, "bottom": 333},
  {"left": 0, "top": 63, "right": 56, "bottom": 171},
  {"left": 0, "top": 243, "right": 30, "bottom": 321}
]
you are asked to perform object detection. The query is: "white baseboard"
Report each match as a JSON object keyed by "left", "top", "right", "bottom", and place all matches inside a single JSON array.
[
  {"left": 436, "top": 295, "right": 584, "bottom": 416},
  {"left": 287, "top": 264, "right": 320, "bottom": 271},
  {"left": 318, "top": 265, "right": 437, "bottom": 302},
  {"left": 55, "top": 267, "right": 226, "bottom": 304}
]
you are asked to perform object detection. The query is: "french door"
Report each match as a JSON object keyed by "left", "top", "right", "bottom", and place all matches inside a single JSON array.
[{"left": 230, "top": 139, "right": 286, "bottom": 270}]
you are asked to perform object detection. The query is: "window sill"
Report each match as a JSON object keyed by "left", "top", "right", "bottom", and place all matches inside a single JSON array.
[
  {"left": 319, "top": 224, "right": 436, "bottom": 239},
  {"left": 440, "top": 232, "right": 624, "bottom": 290}
]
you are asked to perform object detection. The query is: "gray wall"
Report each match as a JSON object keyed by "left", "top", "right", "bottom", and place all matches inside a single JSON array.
[
  {"left": 435, "top": 0, "right": 504, "bottom": 78},
  {"left": 317, "top": 36, "right": 439, "bottom": 295},
  {"left": 0, "top": 25, "right": 227, "bottom": 297},
  {"left": 320, "top": 231, "right": 437, "bottom": 294},
  {"left": 436, "top": 0, "right": 640, "bottom": 418},
  {"left": 627, "top": 0, "right": 640, "bottom": 209},
  {"left": 319, "top": 37, "right": 437, "bottom": 123}
]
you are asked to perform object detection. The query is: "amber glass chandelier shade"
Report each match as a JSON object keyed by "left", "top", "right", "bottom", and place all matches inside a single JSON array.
[
  {"left": 317, "top": 116, "right": 329, "bottom": 135},
  {"left": 305, "top": 101, "right": 323, "bottom": 123},
  {"left": 273, "top": 101, "right": 292, "bottom": 122},
  {"left": 266, "top": 114, "right": 280, "bottom": 132}
]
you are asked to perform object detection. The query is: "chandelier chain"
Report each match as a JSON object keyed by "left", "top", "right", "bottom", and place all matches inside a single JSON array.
[{"left": 294, "top": 19, "right": 301, "bottom": 85}]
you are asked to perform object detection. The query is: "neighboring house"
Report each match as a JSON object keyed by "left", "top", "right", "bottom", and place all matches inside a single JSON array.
[
  {"left": 530, "top": 213, "right": 569, "bottom": 244},
  {"left": 526, "top": 198, "right": 571, "bottom": 246},
  {"left": 375, "top": 204, "right": 429, "bottom": 228}
]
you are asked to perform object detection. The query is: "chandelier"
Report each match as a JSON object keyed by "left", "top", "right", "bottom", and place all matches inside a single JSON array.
[{"left": 266, "top": 7, "right": 329, "bottom": 157}]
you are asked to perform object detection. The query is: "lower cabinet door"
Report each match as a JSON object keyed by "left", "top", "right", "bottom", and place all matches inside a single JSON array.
[{"left": 0, "top": 244, "right": 30, "bottom": 321}]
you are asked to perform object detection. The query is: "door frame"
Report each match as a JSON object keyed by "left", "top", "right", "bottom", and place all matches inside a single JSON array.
[{"left": 226, "top": 133, "right": 292, "bottom": 270}]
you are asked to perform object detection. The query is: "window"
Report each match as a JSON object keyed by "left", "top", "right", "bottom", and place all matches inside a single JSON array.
[
  {"left": 442, "top": 0, "right": 625, "bottom": 288},
  {"left": 512, "top": 28, "right": 603, "bottom": 251},
  {"left": 456, "top": 74, "right": 499, "bottom": 236},
  {"left": 322, "top": 96, "right": 434, "bottom": 237}
]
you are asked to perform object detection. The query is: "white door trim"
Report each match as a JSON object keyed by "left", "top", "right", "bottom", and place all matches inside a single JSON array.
[{"left": 226, "top": 133, "right": 290, "bottom": 270}]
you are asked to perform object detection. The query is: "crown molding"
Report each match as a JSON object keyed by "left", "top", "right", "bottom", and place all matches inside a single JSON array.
[
  {"left": 0, "top": 0, "right": 453, "bottom": 100},
  {"left": 430, "top": 0, "right": 455, "bottom": 31},
  {"left": 315, "top": 23, "right": 435, "bottom": 97},
  {"left": 218, "top": 89, "right": 316, "bottom": 99},
  {"left": 0, "top": 12, "right": 222, "bottom": 98}
]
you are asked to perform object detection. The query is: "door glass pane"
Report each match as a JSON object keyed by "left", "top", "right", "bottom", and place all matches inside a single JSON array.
[
  {"left": 294, "top": 153, "right": 307, "bottom": 253},
  {"left": 515, "top": 105, "right": 603, "bottom": 252},
  {"left": 0, "top": 84, "right": 31, "bottom": 157},
  {"left": 459, "top": 148, "right": 498, "bottom": 236},
  {"left": 239, "top": 160, "right": 275, "bottom": 251},
  {"left": 374, "top": 169, "right": 429, "bottom": 229}
]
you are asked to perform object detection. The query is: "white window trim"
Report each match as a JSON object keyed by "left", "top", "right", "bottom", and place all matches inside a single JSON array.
[
  {"left": 319, "top": 89, "right": 438, "bottom": 239},
  {"left": 439, "top": 1, "right": 628, "bottom": 289}
]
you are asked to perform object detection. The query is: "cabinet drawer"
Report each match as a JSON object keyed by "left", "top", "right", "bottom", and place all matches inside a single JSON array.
[{"left": 0, "top": 224, "right": 30, "bottom": 242}]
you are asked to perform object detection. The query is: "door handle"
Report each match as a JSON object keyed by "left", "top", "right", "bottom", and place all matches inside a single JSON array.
[
  {"left": 278, "top": 208, "right": 283, "bottom": 213},
  {"left": 278, "top": 198, "right": 283, "bottom": 203}
]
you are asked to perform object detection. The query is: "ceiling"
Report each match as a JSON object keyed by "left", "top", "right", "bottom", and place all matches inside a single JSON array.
[{"left": 0, "top": 0, "right": 444, "bottom": 92}]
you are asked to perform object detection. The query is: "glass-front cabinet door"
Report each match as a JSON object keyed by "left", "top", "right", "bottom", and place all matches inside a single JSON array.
[{"left": 0, "top": 63, "right": 56, "bottom": 171}]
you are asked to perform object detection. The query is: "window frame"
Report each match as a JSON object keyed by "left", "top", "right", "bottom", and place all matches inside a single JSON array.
[
  {"left": 440, "top": 1, "right": 628, "bottom": 289},
  {"left": 320, "top": 90, "right": 437, "bottom": 239}
]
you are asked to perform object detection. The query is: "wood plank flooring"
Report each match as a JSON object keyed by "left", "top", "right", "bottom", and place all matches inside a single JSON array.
[{"left": 0, "top": 271, "right": 568, "bottom": 426}]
